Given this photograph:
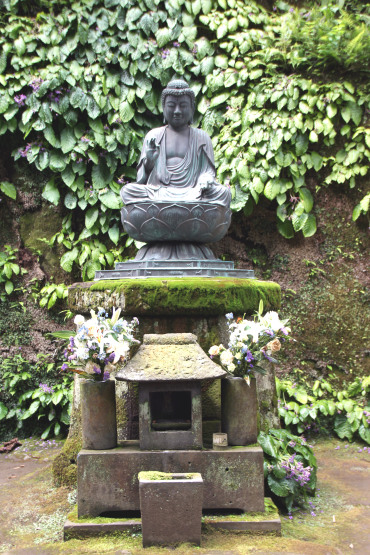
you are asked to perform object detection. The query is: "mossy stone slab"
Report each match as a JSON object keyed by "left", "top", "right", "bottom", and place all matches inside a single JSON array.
[{"left": 68, "top": 277, "right": 280, "bottom": 316}]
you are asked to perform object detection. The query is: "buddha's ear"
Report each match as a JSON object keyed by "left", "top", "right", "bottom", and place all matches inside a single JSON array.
[{"left": 163, "top": 116, "right": 167, "bottom": 124}]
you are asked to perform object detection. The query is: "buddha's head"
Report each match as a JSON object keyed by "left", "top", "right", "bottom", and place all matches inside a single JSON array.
[{"left": 162, "top": 79, "right": 195, "bottom": 128}]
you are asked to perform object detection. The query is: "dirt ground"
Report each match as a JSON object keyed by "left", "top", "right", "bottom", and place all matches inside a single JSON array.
[{"left": 0, "top": 437, "right": 369, "bottom": 555}]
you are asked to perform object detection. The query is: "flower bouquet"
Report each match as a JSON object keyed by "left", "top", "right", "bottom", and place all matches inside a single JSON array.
[
  {"left": 209, "top": 309, "right": 292, "bottom": 384},
  {"left": 57, "top": 308, "right": 139, "bottom": 381}
]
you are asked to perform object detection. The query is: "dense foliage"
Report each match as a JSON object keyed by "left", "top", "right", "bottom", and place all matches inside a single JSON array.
[
  {"left": 0, "top": 0, "right": 369, "bottom": 280},
  {"left": 277, "top": 375, "right": 370, "bottom": 444},
  {"left": 0, "top": 352, "right": 72, "bottom": 440}
]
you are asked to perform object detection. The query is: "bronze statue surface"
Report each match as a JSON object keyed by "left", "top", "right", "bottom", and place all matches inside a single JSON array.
[
  {"left": 121, "top": 80, "right": 230, "bottom": 207},
  {"left": 120, "top": 79, "right": 231, "bottom": 261}
]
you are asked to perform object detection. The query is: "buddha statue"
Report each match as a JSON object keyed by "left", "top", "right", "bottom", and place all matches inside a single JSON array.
[{"left": 120, "top": 79, "right": 232, "bottom": 261}]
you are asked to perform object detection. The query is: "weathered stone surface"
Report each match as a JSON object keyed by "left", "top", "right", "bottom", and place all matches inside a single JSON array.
[
  {"left": 77, "top": 442, "right": 264, "bottom": 517},
  {"left": 256, "top": 364, "right": 280, "bottom": 433},
  {"left": 139, "top": 473, "right": 203, "bottom": 547},
  {"left": 139, "top": 381, "right": 202, "bottom": 450},
  {"left": 116, "top": 333, "right": 226, "bottom": 382},
  {"left": 221, "top": 376, "right": 258, "bottom": 446},
  {"left": 80, "top": 379, "right": 117, "bottom": 450}
]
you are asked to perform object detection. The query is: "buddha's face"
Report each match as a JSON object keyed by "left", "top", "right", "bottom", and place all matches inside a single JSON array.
[{"left": 163, "top": 94, "right": 193, "bottom": 129}]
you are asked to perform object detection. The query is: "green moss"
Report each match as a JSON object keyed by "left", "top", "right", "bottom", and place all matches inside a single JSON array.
[
  {"left": 138, "top": 471, "right": 202, "bottom": 481},
  {"left": 19, "top": 206, "right": 68, "bottom": 282},
  {"left": 203, "top": 498, "right": 279, "bottom": 522},
  {"left": 86, "top": 277, "right": 280, "bottom": 316},
  {"left": 52, "top": 436, "right": 82, "bottom": 487}
]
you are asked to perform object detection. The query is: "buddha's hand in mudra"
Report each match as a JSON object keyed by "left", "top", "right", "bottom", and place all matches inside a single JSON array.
[
  {"left": 144, "top": 138, "right": 160, "bottom": 171},
  {"left": 196, "top": 173, "right": 220, "bottom": 197}
]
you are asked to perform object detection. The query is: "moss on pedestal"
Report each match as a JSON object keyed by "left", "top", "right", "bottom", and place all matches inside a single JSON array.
[{"left": 70, "top": 277, "right": 280, "bottom": 316}]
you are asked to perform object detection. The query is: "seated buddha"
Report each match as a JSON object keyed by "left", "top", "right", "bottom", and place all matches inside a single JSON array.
[{"left": 120, "top": 79, "right": 231, "bottom": 207}]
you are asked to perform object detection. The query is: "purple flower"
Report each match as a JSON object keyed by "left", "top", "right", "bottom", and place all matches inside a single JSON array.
[
  {"left": 39, "top": 383, "right": 54, "bottom": 394},
  {"left": 14, "top": 94, "right": 27, "bottom": 106},
  {"left": 173, "top": 41, "right": 180, "bottom": 47},
  {"left": 311, "top": 511, "right": 316, "bottom": 516},
  {"left": 61, "top": 363, "right": 68, "bottom": 371}
]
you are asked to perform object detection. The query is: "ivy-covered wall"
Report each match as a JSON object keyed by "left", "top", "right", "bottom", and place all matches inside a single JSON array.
[
  {"left": 0, "top": 0, "right": 368, "bottom": 280},
  {"left": 0, "top": 0, "right": 368, "bottom": 437}
]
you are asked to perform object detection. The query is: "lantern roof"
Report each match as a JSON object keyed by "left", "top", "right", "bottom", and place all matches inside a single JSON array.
[{"left": 115, "top": 333, "right": 226, "bottom": 382}]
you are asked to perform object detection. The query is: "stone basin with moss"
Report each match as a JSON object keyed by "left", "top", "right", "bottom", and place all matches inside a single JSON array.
[{"left": 68, "top": 277, "right": 280, "bottom": 316}]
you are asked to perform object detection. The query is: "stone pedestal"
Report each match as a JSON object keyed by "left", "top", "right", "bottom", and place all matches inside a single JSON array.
[
  {"left": 139, "top": 472, "right": 203, "bottom": 547},
  {"left": 77, "top": 442, "right": 265, "bottom": 517},
  {"left": 54, "top": 276, "right": 281, "bottom": 487}
]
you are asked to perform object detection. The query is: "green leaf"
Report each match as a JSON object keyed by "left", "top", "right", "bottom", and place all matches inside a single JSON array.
[
  {"left": 302, "top": 214, "right": 317, "bottom": 237},
  {"left": 0, "top": 402, "right": 8, "bottom": 420},
  {"left": 60, "top": 247, "right": 79, "bottom": 272},
  {"left": 257, "top": 431, "right": 278, "bottom": 458},
  {"left": 42, "top": 179, "right": 60, "bottom": 206},
  {"left": 51, "top": 391, "right": 63, "bottom": 405},
  {"left": 267, "top": 474, "right": 293, "bottom": 497},
  {"left": 100, "top": 190, "right": 121, "bottom": 210},
  {"left": 277, "top": 220, "right": 294, "bottom": 239},
  {"left": 210, "top": 92, "right": 230, "bottom": 108},
  {"left": 358, "top": 424, "right": 370, "bottom": 445},
  {"left": 119, "top": 100, "right": 134, "bottom": 123},
  {"left": 92, "top": 160, "right": 113, "bottom": 189},
  {"left": 5, "top": 281, "right": 13, "bottom": 295},
  {"left": 60, "top": 127, "right": 76, "bottom": 154},
  {"left": 85, "top": 207, "right": 99, "bottom": 229},
  {"left": 64, "top": 193, "right": 77, "bottom": 209},
  {"left": 0, "top": 181, "right": 16, "bottom": 200},
  {"left": 334, "top": 414, "right": 353, "bottom": 441},
  {"left": 156, "top": 28, "right": 171, "bottom": 48},
  {"left": 49, "top": 151, "right": 67, "bottom": 172},
  {"left": 299, "top": 188, "right": 313, "bottom": 213},
  {"left": 108, "top": 225, "right": 120, "bottom": 245}
]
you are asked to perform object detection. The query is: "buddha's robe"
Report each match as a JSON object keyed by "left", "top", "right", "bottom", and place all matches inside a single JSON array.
[{"left": 120, "top": 126, "right": 230, "bottom": 206}]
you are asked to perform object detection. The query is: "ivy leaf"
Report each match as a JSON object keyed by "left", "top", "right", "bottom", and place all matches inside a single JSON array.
[
  {"left": 119, "top": 100, "right": 134, "bottom": 123},
  {"left": 64, "top": 193, "right": 77, "bottom": 209},
  {"left": 277, "top": 220, "right": 294, "bottom": 239},
  {"left": 299, "top": 188, "right": 313, "bottom": 213},
  {"left": 49, "top": 151, "right": 67, "bottom": 172},
  {"left": 295, "top": 133, "right": 308, "bottom": 156},
  {"left": 60, "top": 127, "right": 76, "bottom": 154},
  {"left": 108, "top": 225, "right": 120, "bottom": 245},
  {"left": 302, "top": 214, "right": 317, "bottom": 237},
  {"left": 0, "top": 181, "right": 16, "bottom": 200},
  {"left": 100, "top": 190, "right": 121, "bottom": 209},
  {"left": 0, "top": 402, "right": 8, "bottom": 420},
  {"left": 60, "top": 247, "right": 79, "bottom": 272},
  {"left": 86, "top": 97, "right": 100, "bottom": 119},
  {"left": 5, "top": 281, "right": 13, "bottom": 295},
  {"left": 92, "top": 160, "right": 113, "bottom": 189},
  {"left": 42, "top": 179, "right": 60, "bottom": 206},
  {"left": 334, "top": 414, "right": 353, "bottom": 441},
  {"left": 156, "top": 28, "right": 171, "bottom": 48},
  {"left": 85, "top": 207, "right": 99, "bottom": 229},
  {"left": 358, "top": 424, "right": 370, "bottom": 444},
  {"left": 210, "top": 92, "right": 231, "bottom": 108}
]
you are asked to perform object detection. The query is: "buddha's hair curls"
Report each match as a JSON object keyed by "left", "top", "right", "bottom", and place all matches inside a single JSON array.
[{"left": 161, "top": 79, "right": 195, "bottom": 111}]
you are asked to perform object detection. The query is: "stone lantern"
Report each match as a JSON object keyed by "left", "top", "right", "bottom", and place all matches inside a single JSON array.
[{"left": 116, "top": 333, "right": 226, "bottom": 450}]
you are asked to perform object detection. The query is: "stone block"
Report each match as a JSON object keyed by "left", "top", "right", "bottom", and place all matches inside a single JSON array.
[
  {"left": 139, "top": 472, "right": 203, "bottom": 547},
  {"left": 77, "top": 442, "right": 264, "bottom": 517}
]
